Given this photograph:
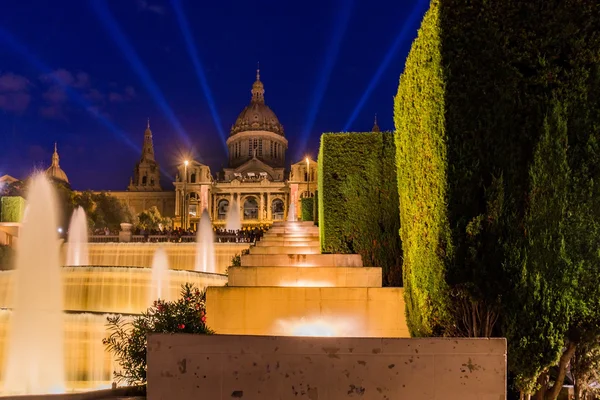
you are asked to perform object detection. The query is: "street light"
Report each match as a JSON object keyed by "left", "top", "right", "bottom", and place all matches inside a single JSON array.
[
  {"left": 305, "top": 157, "right": 310, "bottom": 198},
  {"left": 183, "top": 160, "right": 189, "bottom": 230}
]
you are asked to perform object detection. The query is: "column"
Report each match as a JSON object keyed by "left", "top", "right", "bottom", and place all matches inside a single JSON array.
[
  {"left": 175, "top": 188, "right": 180, "bottom": 216},
  {"left": 267, "top": 192, "right": 272, "bottom": 221},
  {"left": 259, "top": 192, "right": 264, "bottom": 223}
]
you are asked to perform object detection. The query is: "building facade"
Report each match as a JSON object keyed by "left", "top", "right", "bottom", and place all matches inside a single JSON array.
[{"left": 96, "top": 69, "right": 318, "bottom": 229}]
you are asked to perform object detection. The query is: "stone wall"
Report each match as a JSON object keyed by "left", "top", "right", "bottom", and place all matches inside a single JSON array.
[{"left": 147, "top": 334, "right": 506, "bottom": 400}]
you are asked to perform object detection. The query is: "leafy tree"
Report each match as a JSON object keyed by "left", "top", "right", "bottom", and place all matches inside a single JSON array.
[
  {"left": 571, "top": 338, "right": 600, "bottom": 400},
  {"left": 136, "top": 206, "right": 172, "bottom": 230},
  {"left": 395, "top": 0, "right": 600, "bottom": 397},
  {"left": 103, "top": 283, "right": 212, "bottom": 385},
  {"left": 86, "top": 192, "right": 132, "bottom": 231}
]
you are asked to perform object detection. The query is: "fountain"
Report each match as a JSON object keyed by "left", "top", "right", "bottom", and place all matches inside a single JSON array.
[
  {"left": 66, "top": 207, "right": 89, "bottom": 266},
  {"left": 287, "top": 201, "right": 296, "bottom": 222},
  {"left": 3, "top": 174, "right": 65, "bottom": 394},
  {"left": 195, "top": 209, "right": 216, "bottom": 273},
  {"left": 225, "top": 197, "right": 241, "bottom": 231},
  {"left": 149, "top": 247, "right": 170, "bottom": 303}
]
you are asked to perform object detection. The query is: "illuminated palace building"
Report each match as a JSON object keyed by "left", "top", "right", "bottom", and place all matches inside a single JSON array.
[{"left": 99, "top": 70, "right": 317, "bottom": 229}]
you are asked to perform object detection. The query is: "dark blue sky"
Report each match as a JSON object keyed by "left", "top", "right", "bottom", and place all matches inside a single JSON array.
[{"left": 0, "top": 0, "right": 428, "bottom": 190}]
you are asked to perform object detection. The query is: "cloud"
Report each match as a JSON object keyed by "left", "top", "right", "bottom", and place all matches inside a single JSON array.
[
  {"left": 40, "top": 104, "right": 66, "bottom": 120},
  {"left": 0, "top": 72, "right": 31, "bottom": 113},
  {"left": 137, "top": 0, "right": 165, "bottom": 14},
  {"left": 109, "top": 85, "right": 136, "bottom": 103}
]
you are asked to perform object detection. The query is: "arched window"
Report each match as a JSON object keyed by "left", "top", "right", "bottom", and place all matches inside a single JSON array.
[
  {"left": 217, "top": 199, "right": 229, "bottom": 220},
  {"left": 190, "top": 173, "right": 196, "bottom": 183},
  {"left": 243, "top": 197, "right": 259, "bottom": 220},
  {"left": 142, "top": 176, "right": 147, "bottom": 185},
  {"left": 272, "top": 199, "right": 284, "bottom": 220},
  {"left": 150, "top": 178, "right": 155, "bottom": 186},
  {"left": 300, "top": 191, "right": 314, "bottom": 198}
]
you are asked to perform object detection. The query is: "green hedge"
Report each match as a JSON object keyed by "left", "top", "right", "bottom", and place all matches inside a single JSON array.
[
  {"left": 395, "top": 0, "right": 600, "bottom": 391},
  {"left": 301, "top": 198, "right": 314, "bottom": 222},
  {"left": 318, "top": 132, "right": 402, "bottom": 286},
  {"left": 313, "top": 190, "right": 319, "bottom": 226},
  {"left": 0, "top": 196, "right": 25, "bottom": 223}
]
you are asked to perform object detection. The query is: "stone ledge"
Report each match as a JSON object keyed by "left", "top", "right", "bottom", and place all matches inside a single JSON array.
[
  {"left": 240, "top": 254, "right": 363, "bottom": 267},
  {"left": 227, "top": 266, "right": 381, "bottom": 287},
  {"left": 147, "top": 334, "right": 507, "bottom": 400},
  {"left": 249, "top": 245, "right": 320, "bottom": 255},
  {"left": 206, "top": 286, "right": 408, "bottom": 337}
]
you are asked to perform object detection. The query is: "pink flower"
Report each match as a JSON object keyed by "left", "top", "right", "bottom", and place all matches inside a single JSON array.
[
  {"left": 178, "top": 323, "right": 185, "bottom": 330},
  {"left": 201, "top": 316, "right": 206, "bottom": 323}
]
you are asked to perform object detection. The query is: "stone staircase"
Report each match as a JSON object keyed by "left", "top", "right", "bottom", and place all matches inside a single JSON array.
[{"left": 206, "top": 221, "right": 409, "bottom": 337}]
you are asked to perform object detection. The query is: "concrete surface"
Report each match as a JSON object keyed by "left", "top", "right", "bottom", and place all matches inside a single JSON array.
[
  {"left": 227, "top": 266, "right": 382, "bottom": 287},
  {"left": 146, "top": 334, "right": 507, "bottom": 400},
  {"left": 206, "top": 286, "right": 408, "bottom": 337}
]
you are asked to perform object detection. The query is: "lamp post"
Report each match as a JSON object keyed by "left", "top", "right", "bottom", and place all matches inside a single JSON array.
[
  {"left": 305, "top": 157, "right": 310, "bottom": 197},
  {"left": 183, "top": 160, "right": 189, "bottom": 230}
]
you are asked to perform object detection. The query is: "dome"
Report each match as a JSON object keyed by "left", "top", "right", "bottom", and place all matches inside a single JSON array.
[
  {"left": 230, "top": 69, "right": 284, "bottom": 137},
  {"left": 45, "top": 143, "right": 69, "bottom": 184}
]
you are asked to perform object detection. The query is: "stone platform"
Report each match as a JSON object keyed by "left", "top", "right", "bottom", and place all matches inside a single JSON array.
[
  {"left": 206, "top": 221, "right": 409, "bottom": 337},
  {"left": 147, "top": 334, "right": 507, "bottom": 400},
  {"left": 227, "top": 266, "right": 381, "bottom": 287}
]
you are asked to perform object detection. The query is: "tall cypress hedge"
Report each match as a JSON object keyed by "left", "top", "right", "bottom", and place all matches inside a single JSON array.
[
  {"left": 395, "top": 0, "right": 600, "bottom": 392},
  {"left": 318, "top": 132, "right": 402, "bottom": 286},
  {"left": 300, "top": 198, "right": 314, "bottom": 222},
  {"left": 0, "top": 196, "right": 25, "bottom": 223}
]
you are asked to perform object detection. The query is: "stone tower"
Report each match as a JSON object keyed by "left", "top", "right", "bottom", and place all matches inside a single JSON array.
[{"left": 128, "top": 119, "right": 161, "bottom": 191}]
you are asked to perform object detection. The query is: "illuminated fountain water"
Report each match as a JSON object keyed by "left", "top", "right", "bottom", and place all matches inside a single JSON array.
[
  {"left": 66, "top": 207, "right": 89, "bottom": 266},
  {"left": 287, "top": 200, "right": 296, "bottom": 222},
  {"left": 225, "top": 197, "right": 241, "bottom": 231},
  {"left": 195, "top": 209, "right": 216, "bottom": 273},
  {"left": 3, "top": 174, "right": 65, "bottom": 394},
  {"left": 149, "top": 247, "right": 170, "bottom": 303}
]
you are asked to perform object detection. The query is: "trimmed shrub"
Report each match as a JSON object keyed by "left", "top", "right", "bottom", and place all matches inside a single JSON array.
[
  {"left": 313, "top": 190, "right": 319, "bottom": 226},
  {"left": 318, "top": 132, "right": 402, "bottom": 286},
  {"left": 0, "top": 245, "right": 14, "bottom": 270},
  {"left": 0, "top": 196, "right": 25, "bottom": 223},
  {"left": 395, "top": 0, "right": 600, "bottom": 393},
  {"left": 301, "top": 197, "right": 314, "bottom": 222}
]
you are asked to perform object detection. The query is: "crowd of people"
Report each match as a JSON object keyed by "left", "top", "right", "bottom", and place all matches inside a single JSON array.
[{"left": 88, "top": 225, "right": 269, "bottom": 243}]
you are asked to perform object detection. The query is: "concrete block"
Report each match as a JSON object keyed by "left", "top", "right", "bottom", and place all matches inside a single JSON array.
[
  {"left": 256, "top": 239, "right": 320, "bottom": 247},
  {"left": 147, "top": 334, "right": 507, "bottom": 400},
  {"left": 249, "top": 246, "right": 320, "bottom": 255},
  {"left": 227, "top": 266, "right": 382, "bottom": 287},
  {"left": 206, "top": 286, "right": 408, "bottom": 337},
  {"left": 241, "top": 254, "right": 363, "bottom": 267}
]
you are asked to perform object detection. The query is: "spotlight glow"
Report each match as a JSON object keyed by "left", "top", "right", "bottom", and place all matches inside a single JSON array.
[
  {"left": 343, "top": 0, "right": 429, "bottom": 132},
  {"left": 276, "top": 316, "right": 359, "bottom": 337},
  {"left": 91, "top": 0, "right": 192, "bottom": 148},
  {"left": 172, "top": 0, "right": 228, "bottom": 152},
  {"left": 0, "top": 26, "right": 140, "bottom": 155},
  {"left": 296, "top": 0, "right": 354, "bottom": 160}
]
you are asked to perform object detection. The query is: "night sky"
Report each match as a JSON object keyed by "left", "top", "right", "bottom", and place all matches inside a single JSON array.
[{"left": 0, "top": 0, "right": 428, "bottom": 190}]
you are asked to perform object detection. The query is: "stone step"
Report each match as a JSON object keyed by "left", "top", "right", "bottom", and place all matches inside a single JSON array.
[
  {"left": 249, "top": 246, "right": 320, "bottom": 255},
  {"left": 272, "top": 221, "right": 315, "bottom": 227},
  {"left": 263, "top": 232, "right": 320, "bottom": 238},
  {"left": 259, "top": 236, "right": 319, "bottom": 243},
  {"left": 227, "top": 266, "right": 381, "bottom": 287},
  {"left": 268, "top": 227, "right": 320, "bottom": 234},
  {"left": 240, "top": 254, "right": 363, "bottom": 267},
  {"left": 256, "top": 240, "right": 320, "bottom": 247},
  {"left": 206, "top": 286, "right": 409, "bottom": 337}
]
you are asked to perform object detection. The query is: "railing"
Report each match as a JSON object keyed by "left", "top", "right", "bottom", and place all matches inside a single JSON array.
[
  {"left": 89, "top": 233, "right": 263, "bottom": 244},
  {"left": 89, "top": 235, "right": 119, "bottom": 243}
]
